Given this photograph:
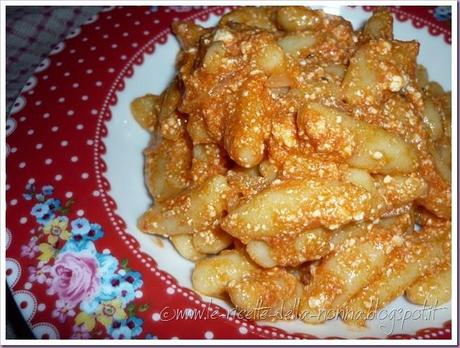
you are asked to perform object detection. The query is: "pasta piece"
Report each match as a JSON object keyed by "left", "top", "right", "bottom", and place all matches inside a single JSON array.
[
  {"left": 413, "top": 88, "right": 451, "bottom": 218},
  {"left": 376, "top": 94, "right": 430, "bottom": 153},
  {"left": 293, "top": 78, "right": 345, "bottom": 106},
  {"left": 192, "top": 228, "right": 233, "bottom": 254},
  {"left": 191, "top": 144, "right": 230, "bottom": 185},
  {"left": 436, "top": 92, "right": 452, "bottom": 124},
  {"left": 344, "top": 170, "right": 420, "bottom": 223},
  {"left": 170, "top": 234, "right": 205, "bottom": 261},
  {"left": 186, "top": 114, "right": 214, "bottom": 144},
  {"left": 360, "top": 8, "right": 393, "bottom": 42},
  {"left": 228, "top": 268, "right": 303, "bottom": 320},
  {"left": 278, "top": 32, "right": 318, "bottom": 57},
  {"left": 345, "top": 167, "right": 379, "bottom": 194},
  {"left": 343, "top": 169, "right": 420, "bottom": 221},
  {"left": 374, "top": 173, "right": 428, "bottom": 211},
  {"left": 202, "top": 41, "right": 227, "bottom": 74},
  {"left": 423, "top": 81, "right": 445, "bottom": 96},
  {"left": 323, "top": 64, "right": 347, "bottom": 81},
  {"left": 258, "top": 160, "right": 279, "bottom": 182},
  {"left": 417, "top": 159, "right": 451, "bottom": 219},
  {"left": 298, "top": 103, "right": 418, "bottom": 174},
  {"left": 223, "top": 76, "right": 271, "bottom": 168},
  {"left": 144, "top": 136, "right": 192, "bottom": 202},
  {"left": 267, "top": 104, "right": 303, "bottom": 167},
  {"left": 218, "top": 7, "right": 278, "bottom": 32},
  {"left": 192, "top": 249, "right": 259, "bottom": 297},
  {"left": 188, "top": 175, "right": 230, "bottom": 232},
  {"left": 255, "top": 42, "right": 286, "bottom": 74},
  {"left": 172, "top": 21, "right": 209, "bottom": 50},
  {"left": 222, "top": 178, "right": 384, "bottom": 243},
  {"left": 130, "top": 94, "right": 161, "bottom": 132},
  {"left": 276, "top": 6, "right": 322, "bottom": 32},
  {"left": 422, "top": 97, "right": 444, "bottom": 141},
  {"left": 138, "top": 175, "right": 230, "bottom": 236},
  {"left": 431, "top": 140, "right": 451, "bottom": 183},
  {"left": 158, "top": 81, "right": 187, "bottom": 141},
  {"left": 226, "top": 167, "right": 270, "bottom": 211},
  {"left": 278, "top": 12, "right": 355, "bottom": 65},
  {"left": 299, "top": 215, "right": 411, "bottom": 324},
  {"left": 266, "top": 73, "right": 293, "bottom": 88},
  {"left": 245, "top": 240, "right": 277, "bottom": 268},
  {"left": 138, "top": 195, "right": 192, "bottom": 237},
  {"left": 343, "top": 39, "right": 419, "bottom": 106},
  {"left": 342, "top": 227, "right": 449, "bottom": 326},
  {"left": 405, "top": 263, "right": 451, "bottom": 306},
  {"left": 246, "top": 228, "right": 331, "bottom": 268},
  {"left": 415, "top": 209, "right": 451, "bottom": 240},
  {"left": 279, "top": 154, "right": 343, "bottom": 181},
  {"left": 416, "top": 64, "right": 429, "bottom": 88}
]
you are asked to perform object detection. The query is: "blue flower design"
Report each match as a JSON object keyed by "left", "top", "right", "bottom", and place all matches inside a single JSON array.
[
  {"left": 87, "top": 223, "right": 104, "bottom": 241},
  {"left": 81, "top": 253, "right": 139, "bottom": 310},
  {"left": 98, "top": 273, "right": 123, "bottom": 301},
  {"left": 145, "top": 333, "right": 158, "bottom": 339},
  {"left": 61, "top": 239, "right": 97, "bottom": 255},
  {"left": 125, "top": 316, "right": 143, "bottom": 337},
  {"left": 97, "top": 253, "right": 119, "bottom": 278},
  {"left": 71, "top": 218, "right": 91, "bottom": 239},
  {"left": 111, "top": 271, "right": 144, "bottom": 307},
  {"left": 115, "top": 281, "right": 136, "bottom": 306},
  {"left": 98, "top": 280, "right": 121, "bottom": 302},
  {"left": 37, "top": 211, "right": 55, "bottom": 225},
  {"left": 35, "top": 193, "right": 45, "bottom": 202},
  {"left": 42, "top": 185, "right": 54, "bottom": 195},
  {"left": 80, "top": 297, "right": 100, "bottom": 314},
  {"left": 123, "top": 271, "right": 143, "bottom": 290},
  {"left": 109, "top": 317, "right": 143, "bottom": 339},
  {"left": 45, "top": 198, "right": 61, "bottom": 212},
  {"left": 25, "top": 183, "right": 35, "bottom": 192},
  {"left": 23, "top": 193, "right": 33, "bottom": 201},
  {"left": 94, "top": 254, "right": 123, "bottom": 303},
  {"left": 31, "top": 203, "right": 49, "bottom": 218},
  {"left": 70, "top": 218, "right": 104, "bottom": 242},
  {"left": 95, "top": 275, "right": 137, "bottom": 308},
  {"left": 110, "top": 324, "right": 132, "bottom": 339},
  {"left": 434, "top": 6, "right": 451, "bottom": 21}
]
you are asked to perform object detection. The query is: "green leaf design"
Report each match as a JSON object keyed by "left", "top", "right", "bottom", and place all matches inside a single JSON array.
[
  {"left": 126, "top": 302, "right": 136, "bottom": 316},
  {"left": 57, "top": 199, "right": 74, "bottom": 215},
  {"left": 65, "top": 198, "right": 75, "bottom": 207},
  {"left": 120, "top": 258, "right": 132, "bottom": 271},
  {"left": 138, "top": 304, "right": 150, "bottom": 312}
]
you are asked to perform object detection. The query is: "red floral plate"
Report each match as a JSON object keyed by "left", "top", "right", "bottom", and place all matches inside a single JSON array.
[{"left": 5, "top": 5, "right": 453, "bottom": 340}]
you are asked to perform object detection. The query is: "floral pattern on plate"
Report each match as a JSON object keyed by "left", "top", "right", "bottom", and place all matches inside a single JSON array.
[{"left": 21, "top": 184, "right": 150, "bottom": 339}]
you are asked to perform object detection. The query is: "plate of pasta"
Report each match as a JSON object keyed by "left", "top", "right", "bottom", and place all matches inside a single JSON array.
[{"left": 5, "top": 5, "right": 453, "bottom": 340}]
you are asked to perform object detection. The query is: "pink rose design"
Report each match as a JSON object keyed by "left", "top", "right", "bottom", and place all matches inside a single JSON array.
[{"left": 48, "top": 252, "right": 100, "bottom": 307}]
